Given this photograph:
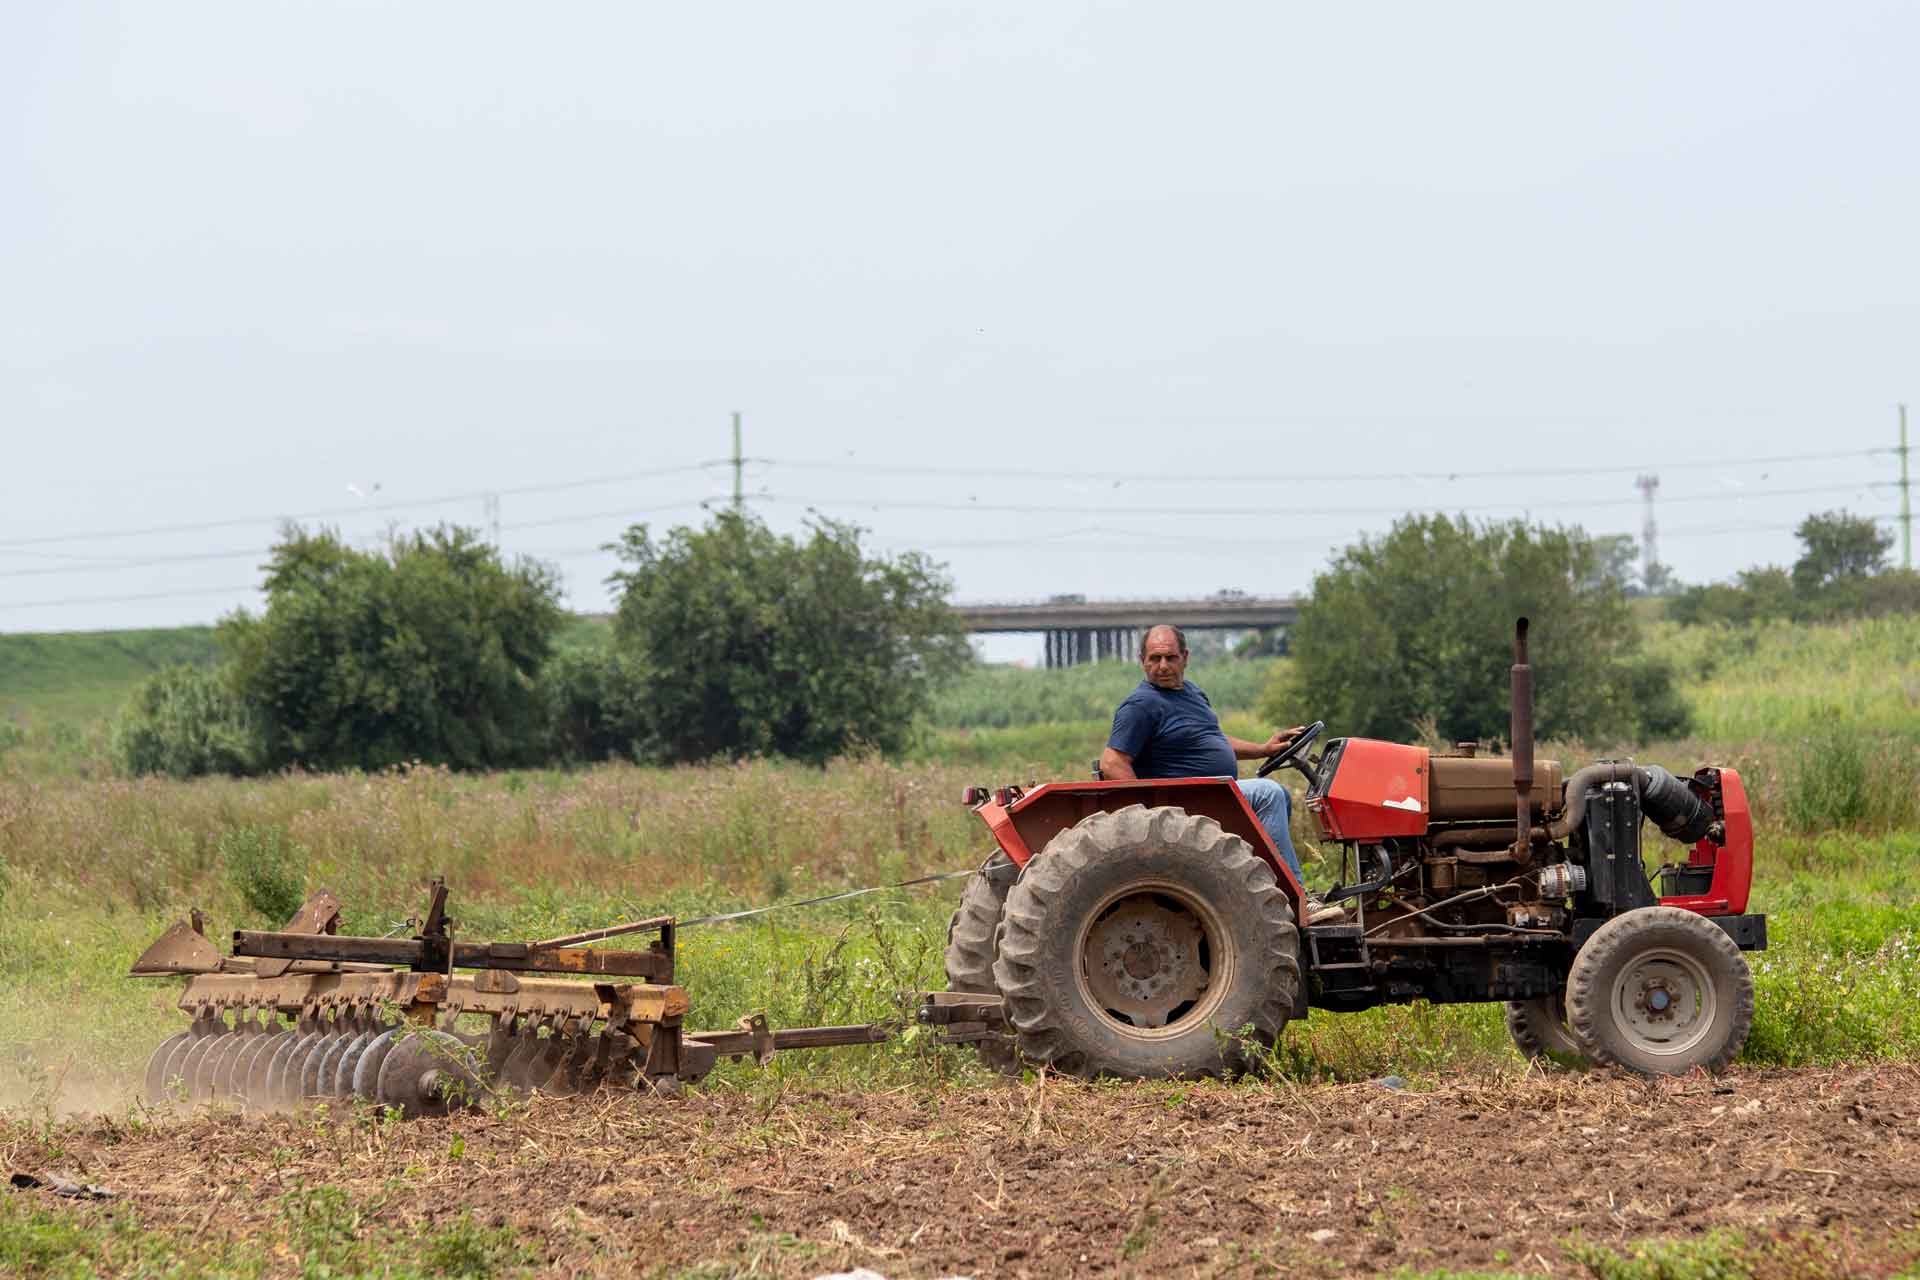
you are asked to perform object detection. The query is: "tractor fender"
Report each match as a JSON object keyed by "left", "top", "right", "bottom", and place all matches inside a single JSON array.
[{"left": 969, "top": 777, "right": 1305, "bottom": 907}]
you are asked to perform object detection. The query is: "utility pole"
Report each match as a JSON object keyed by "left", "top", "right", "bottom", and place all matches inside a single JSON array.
[
  {"left": 1635, "top": 473, "right": 1660, "bottom": 588},
  {"left": 731, "top": 411, "right": 744, "bottom": 511},
  {"left": 1900, "top": 404, "right": 1912, "bottom": 571},
  {"left": 483, "top": 493, "right": 501, "bottom": 548}
]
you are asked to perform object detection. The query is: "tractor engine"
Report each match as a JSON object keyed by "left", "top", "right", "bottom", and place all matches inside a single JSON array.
[{"left": 1304, "top": 738, "right": 1729, "bottom": 937}]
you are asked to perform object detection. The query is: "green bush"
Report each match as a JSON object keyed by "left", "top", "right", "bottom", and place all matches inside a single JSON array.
[
  {"left": 540, "top": 640, "right": 651, "bottom": 762},
  {"left": 222, "top": 524, "right": 566, "bottom": 772},
  {"left": 219, "top": 825, "right": 307, "bottom": 924},
  {"left": 607, "top": 511, "right": 968, "bottom": 763},
  {"left": 110, "top": 663, "right": 265, "bottom": 778}
]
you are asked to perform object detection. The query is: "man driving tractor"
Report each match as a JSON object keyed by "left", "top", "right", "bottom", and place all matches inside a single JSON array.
[{"left": 1101, "top": 623, "right": 1347, "bottom": 925}]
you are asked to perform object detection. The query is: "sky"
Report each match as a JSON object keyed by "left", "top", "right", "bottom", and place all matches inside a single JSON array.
[{"left": 3, "top": 2, "right": 1915, "bottom": 662}]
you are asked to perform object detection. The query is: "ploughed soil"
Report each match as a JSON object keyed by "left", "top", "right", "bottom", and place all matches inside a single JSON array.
[{"left": 4, "top": 1064, "right": 1918, "bottom": 1277}]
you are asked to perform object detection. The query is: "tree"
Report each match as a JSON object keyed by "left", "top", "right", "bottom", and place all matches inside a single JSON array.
[
  {"left": 220, "top": 525, "right": 565, "bottom": 771},
  {"left": 1278, "top": 515, "right": 1687, "bottom": 744},
  {"left": 1585, "top": 534, "right": 1640, "bottom": 594},
  {"left": 606, "top": 512, "right": 968, "bottom": 763},
  {"left": 1792, "top": 510, "right": 1892, "bottom": 591}
]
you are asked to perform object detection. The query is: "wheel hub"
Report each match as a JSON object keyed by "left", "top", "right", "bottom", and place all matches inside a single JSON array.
[
  {"left": 1636, "top": 977, "right": 1677, "bottom": 1022},
  {"left": 1083, "top": 897, "right": 1209, "bottom": 1029},
  {"left": 1611, "top": 948, "right": 1714, "bottom": 1054}
]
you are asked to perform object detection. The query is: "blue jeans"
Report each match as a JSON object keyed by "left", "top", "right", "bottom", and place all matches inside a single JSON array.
[{"left": 1237, "top": 778, "right": 1306, "bottom": 887}]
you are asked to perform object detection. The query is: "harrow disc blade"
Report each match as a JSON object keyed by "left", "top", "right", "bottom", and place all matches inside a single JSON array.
[
  {"left": 194, "top": 1033, "right": 248, "bottom": 1103},
  {"left": 303, "top": 1031, "right": 347, "bottom": 1099},
  {"left": 269, "top": 1032, "right": 324, "bottom": 1105},
  {"left": 496, "top": 1029, "right": 546, "bottom": 1091},
  {"left": 225, "top": 1032, "right": 279, "bottom": 1106},
  {"left": 176, "top": 1034, "right": 225, "bottom": 1104},
  {"left": 559, "top": 1034, "right": 615, "bottom": 1097},
  {"left": 245, "top": 1031, "right": 297, "bottom": 1107},
  {"left": 483, "top": 1019, "right": 519, "bottom": 1076},
  {"left": 295, "top": 1028, "right": 346, "bottom": 1100},
  {"left": 144, "top": 1033, "right": 192, "bottom": 1103},
  {"left": 220, "top": 1024, "right": 273, "bottom": 1101},
  {"left": 375, "top": 1029, "right": 485, "bottom": 1117},
  {"left": 261, "top": 1036, "right": 305, "bottom": 1105},
  {"left": 351, "top": 1029, "right": 403, "bottom": 1102},
  {"left": 332, "top": 1030, "right": 379, "bottom": 1098}
]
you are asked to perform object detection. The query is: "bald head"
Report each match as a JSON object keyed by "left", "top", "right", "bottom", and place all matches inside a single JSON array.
[{"left": 1140, "top": 624, "right": 1189, "bottom": 689}]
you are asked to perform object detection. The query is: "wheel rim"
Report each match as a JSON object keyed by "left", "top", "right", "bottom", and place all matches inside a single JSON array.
[
  {"left": 1075, "top": 879, "right": 1234, "bottom": 1038},
  {"left": 1607, "top": 945, "right": 1717, "bottom": 1061}
]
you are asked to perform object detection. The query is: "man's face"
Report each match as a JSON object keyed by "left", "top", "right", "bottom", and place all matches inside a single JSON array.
[{"left": 1141, "top": 630, "right": 1188, "bottom": 690}]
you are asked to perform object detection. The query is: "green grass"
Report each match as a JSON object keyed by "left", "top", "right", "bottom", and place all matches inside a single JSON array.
[
  {"left": 1644, "top": 614, "right": 1920, "bottom": 742},
  {"left": 0, "top": 627, "right": 222, "bottom": 780},
  {"left": 0, "top": 626, "right": 218, "bottom": 722},
  {"left": 0, "top": 1183, "right": 535, "bottom": 1278},
  {"left": 1, "top": 747, "right": 1916, "bottom": 1110}
]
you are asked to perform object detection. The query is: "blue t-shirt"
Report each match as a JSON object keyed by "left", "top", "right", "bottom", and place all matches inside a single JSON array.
[{"left": 1108, "top": 680, "right": 1237, "bottom": 778}]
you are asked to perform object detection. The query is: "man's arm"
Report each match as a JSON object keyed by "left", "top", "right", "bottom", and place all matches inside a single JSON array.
[
  {"left": 1227, "top": 725, "right": 1307, "bottom": 761},
  {"left": 1099, "top": 746, "right": 1138, "bottom": 780}
]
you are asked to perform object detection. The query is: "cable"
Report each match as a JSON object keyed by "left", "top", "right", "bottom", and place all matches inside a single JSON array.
[
  {"left": 0, "top": 498, "right": 726, "bottom": 578},
  {"left": 0, "top": 461, "right": 728, "bottom": 550},
  {"left": 1, "top": 584, "right": 264, "bottom": 611},
  {"left": 3, "top": 443, "right": 1889, "bottom": 551},
  {"left": 759, "top": 479, "right": 1885, "bottom": 520},
  {"left": 759, "top": 445, "right": 1886, "bottom": 486}
]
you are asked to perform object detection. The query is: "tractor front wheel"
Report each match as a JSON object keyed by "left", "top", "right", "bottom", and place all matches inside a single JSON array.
[
  {"left": 1565, "top": 906, "right": 1754, "bottom": 1075},
  {"left": 992, "top": 804, "right": 1301, "bottom": 1079}
]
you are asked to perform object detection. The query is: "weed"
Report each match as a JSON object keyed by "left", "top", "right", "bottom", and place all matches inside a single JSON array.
[
  {"left": 220, "top": 824, "right": 307, "bottom": 924},
  {"left": 419, "top": 1211, "right": 536, "bottom": 1279}
]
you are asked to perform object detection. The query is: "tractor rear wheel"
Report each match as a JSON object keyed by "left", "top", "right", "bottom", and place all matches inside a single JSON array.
[
  {"left": 943, "top": 849, "right": 1022, "bottom": 1073},
  {"left": 1503, "top": 993, "right": 1589, "bottom": 1069},
  {"left": 992, "top": 804, "right": 1301, "bottom": 1079},
  {"left": 1566, "top": 906, "right": 1753, "bottom": 1075}
]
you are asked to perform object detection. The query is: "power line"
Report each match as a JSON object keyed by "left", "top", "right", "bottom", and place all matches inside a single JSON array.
[
  {"left": 0, "top": 499, "right": 724, "bottom": 579},
  {"left": 1, "top": 445, "right": 1884, "bottom": 552},
  {"left": 761, "top": 479, "right": 1886, "bottom": 520},
  {"left": 0, "top": 462, "right": 728, "bottom": 550},
  {"left": 6, "top": 471, "right": 1888, "bottom": 583},
  {"left": 2, "top": 584, "right": 265, "bottom": 611},
  {"left": 875, "top": 515, "right": 1894, "bottom": 553},
  {"left": 758, "top": 445, "right": 1886, "bottom": 486}
]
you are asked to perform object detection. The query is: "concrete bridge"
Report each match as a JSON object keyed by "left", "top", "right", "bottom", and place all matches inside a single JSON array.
[{"left": 952, "top": 596, "right": 1300, "bottom": 667}]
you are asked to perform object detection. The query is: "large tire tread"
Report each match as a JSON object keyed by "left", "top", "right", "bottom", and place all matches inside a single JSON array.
[
  {"left": 1565, "top": 906, "right": 1754, "bottom": 1076},
  {"left": 942, "top": 850, "right": 1021, "bottom": 1073},
  {"left": 991, "top": 804, "right": 1301, "bottom": 1080}
]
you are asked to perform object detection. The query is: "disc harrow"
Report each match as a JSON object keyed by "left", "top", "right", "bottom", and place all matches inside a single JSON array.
[{"left": 131, "top": 881, "right": 893, "bottom": 1116}]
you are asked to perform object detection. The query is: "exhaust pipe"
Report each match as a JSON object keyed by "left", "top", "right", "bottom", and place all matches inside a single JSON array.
[{"left": 1510, "top": 618, "right": 1533, "bottom": 862}]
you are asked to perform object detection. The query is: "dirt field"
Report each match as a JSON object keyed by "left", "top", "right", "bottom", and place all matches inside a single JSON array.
[{"left": 4, "top": 1064, "right": 1918, "bottom": 1277}]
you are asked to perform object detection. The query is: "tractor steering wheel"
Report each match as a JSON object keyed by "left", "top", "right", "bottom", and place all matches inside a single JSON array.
[{"left": 1256, "top": 720, "right": 1325, "bottom": 779}]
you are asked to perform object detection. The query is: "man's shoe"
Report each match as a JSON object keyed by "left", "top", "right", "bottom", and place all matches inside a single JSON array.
[{"left": 1304, "top": 897, "right": 1348, "bottom": 926}]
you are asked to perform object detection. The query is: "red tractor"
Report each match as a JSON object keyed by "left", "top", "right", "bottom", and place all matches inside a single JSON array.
[{"left": 931, "top": 620, "right": 1764, "bottom": 1078}]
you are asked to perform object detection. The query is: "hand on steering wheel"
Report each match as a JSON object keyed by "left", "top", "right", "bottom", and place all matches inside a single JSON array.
[{"left": 1256, "top": 720, "right": 1325, "bottom": 778}]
